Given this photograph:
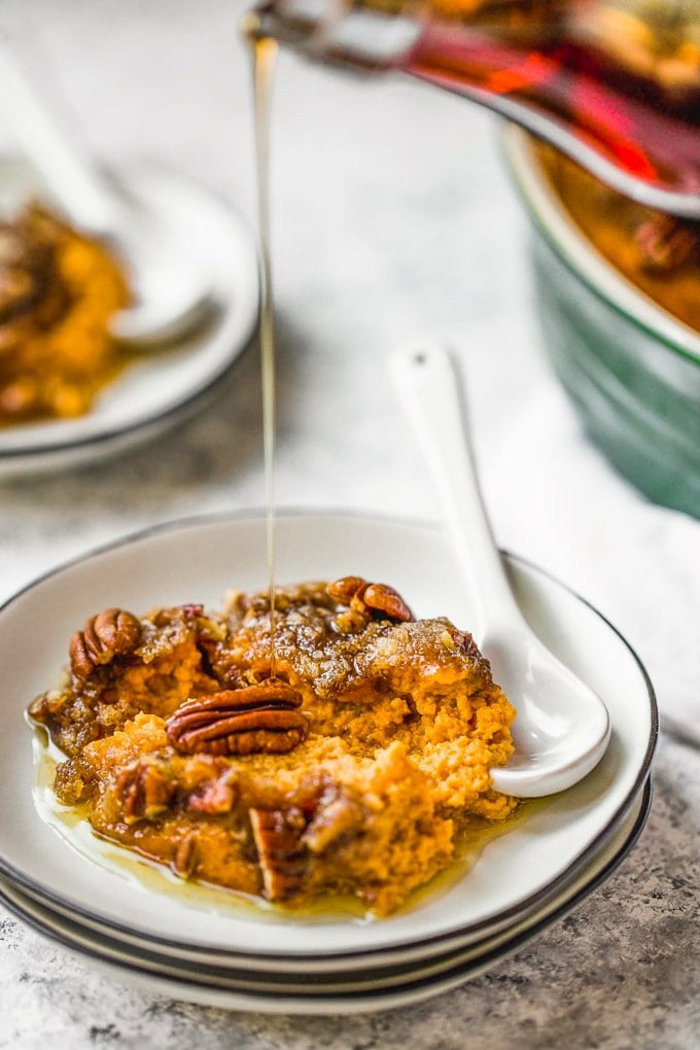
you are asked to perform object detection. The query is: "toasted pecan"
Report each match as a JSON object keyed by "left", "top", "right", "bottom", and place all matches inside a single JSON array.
[
  {"left": 327, "top": 576, "right": 414, "bottom": 622},
  {"left": 165, "top": 679, "right": 309, "bottom": 757},
  {"left": 69, "top": 608, "right": 141, "bottom": 680}
]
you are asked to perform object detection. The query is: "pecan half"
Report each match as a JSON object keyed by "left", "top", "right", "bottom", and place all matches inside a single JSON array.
[
  {"left": 249, "top": 807, "right": 307, "bottom": 900},
  {"left": 173, "top": 833, "right": 198, "bottom": 879},
  {"left": 186, "top": 770, "right": 238, "bottom": 814},
  {"left": 327, "top": 576, "right": 367, "bottom": 606},
  {"left": 114, "top": 759, "right": 173, "bottom": 824},
  {"left": 69, "top": 608, "right": 141, "bottom": 680},
  {"left": 165, "top": 679, "right": 309, "bottom": 757},
  {"left": 635, "top": 214, "right": 700, "bottom": 272},
  {"left": 327, "top": 576, "right": 414, "bottom": 622},
  {"left": 302, "top": 785, "right": 361, "bottom": 855},
  {"left": 362, "top": 582, "right": 414, "bottom": 622}
]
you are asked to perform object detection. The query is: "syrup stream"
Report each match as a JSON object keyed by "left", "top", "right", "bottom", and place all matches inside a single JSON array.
[{"left": 248, "top": 25, "right": 279, "bottom": 675}]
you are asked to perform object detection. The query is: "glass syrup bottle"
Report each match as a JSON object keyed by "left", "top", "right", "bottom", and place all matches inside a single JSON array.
[{"left": 250, "top": 0, "right": 700, "bottom": 217}]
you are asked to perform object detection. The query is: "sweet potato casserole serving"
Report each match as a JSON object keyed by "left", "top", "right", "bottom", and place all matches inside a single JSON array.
[
  {"left": 29, "top": 577, "right": 517, "bottom": 916},
  {"left": 0, "top": 203, "right": 130, "bottom": 425}
]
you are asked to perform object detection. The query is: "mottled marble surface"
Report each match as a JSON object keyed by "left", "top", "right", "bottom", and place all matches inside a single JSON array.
[{"left": 1, "top": 1, "right": 699, "bottom": 1046}]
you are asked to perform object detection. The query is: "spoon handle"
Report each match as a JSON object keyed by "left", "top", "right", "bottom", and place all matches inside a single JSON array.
[
  {"left": 390, "top": 342, "right": 524, "bottom": 640},
  {"left": 0, "top": 32, "right": 116, "bottom": 233}
]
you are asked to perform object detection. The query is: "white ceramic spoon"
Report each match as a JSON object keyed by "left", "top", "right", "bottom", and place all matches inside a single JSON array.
[
  {"left": 0, "top": 36, "right": 215, "bottom": 346},
  {"left": 390, "top": 342, "right": 611, "bottom": 797}
]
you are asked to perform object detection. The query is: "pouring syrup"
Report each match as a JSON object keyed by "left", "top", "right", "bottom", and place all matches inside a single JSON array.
[{"left": 245, "top": 21, "right": 281, "bottom": 674}]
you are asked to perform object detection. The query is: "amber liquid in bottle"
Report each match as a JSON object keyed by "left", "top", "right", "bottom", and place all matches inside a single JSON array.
[
  {"left": 254, "top": 0, "right": 700, "bottom": 212},
  {"left": 403, "top": 1, "right": 700, "bottom": 197}
]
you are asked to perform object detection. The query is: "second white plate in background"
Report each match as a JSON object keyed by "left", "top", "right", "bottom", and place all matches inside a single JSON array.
[{"left": 0, "top": 157, "right": 259, "bottom": 474}]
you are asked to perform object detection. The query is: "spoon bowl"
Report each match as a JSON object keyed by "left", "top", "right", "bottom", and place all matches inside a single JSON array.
[
  {"left": 482, "top": 625, "right": 612, "bottom": 795},
  {"left": 390, "top": 342, "right": 610, "bottom": 798}
]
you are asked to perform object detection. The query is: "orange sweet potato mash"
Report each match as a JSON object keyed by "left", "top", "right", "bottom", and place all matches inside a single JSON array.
[
  {"left": 0, "top": 203, "right": 130, "bottom": 424},
  {"left": 29, "top": 578, "right": 517, "bottom": 915},
  {"left": 536, "top": 142, "right": 700, "bottom": 333}
]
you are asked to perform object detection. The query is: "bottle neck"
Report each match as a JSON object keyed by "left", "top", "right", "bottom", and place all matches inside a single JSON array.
[
  {"left": 251, "top": 0, "right": 700, "bottom": 95},
  {"left": 251, "top": 0, "right": 423, "bottom": 71}
]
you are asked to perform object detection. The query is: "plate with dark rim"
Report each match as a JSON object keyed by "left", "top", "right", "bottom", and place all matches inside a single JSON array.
[
  {"left": 0, "top": 512, "right": 657, "bottom": 965},
  {"left": 0, "top": 780, "right": 651, "bottom": 1013}
]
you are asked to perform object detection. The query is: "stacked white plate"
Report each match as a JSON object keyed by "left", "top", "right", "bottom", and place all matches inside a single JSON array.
[
  {"left": 0, "top": 514, "right": 657, "bottom": 1015},
  {"left": 0, "top": 158, "right": 260, "bottom": 476}
]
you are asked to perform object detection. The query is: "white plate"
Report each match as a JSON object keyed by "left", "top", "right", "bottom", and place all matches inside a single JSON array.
[
  {"left": 0, "top": 782, "right": 651, "bottom": 1014},
  {"left": 0, "top": 513, "right": 657, "bottom": 961},
  {"left": 0, "top": 158, "right": 259, "bottom": 474}
]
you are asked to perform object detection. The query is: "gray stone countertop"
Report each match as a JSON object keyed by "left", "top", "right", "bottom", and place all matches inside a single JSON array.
[{"left": 0, "top": 2, "right": 698, "bottom": 1046}]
